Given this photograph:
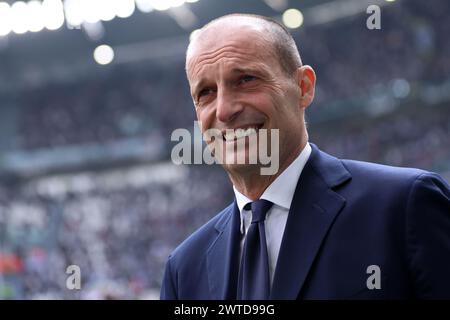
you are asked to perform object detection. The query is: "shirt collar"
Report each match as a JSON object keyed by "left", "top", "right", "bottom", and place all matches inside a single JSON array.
[{"left": 233, "top": 142, "right": 312, "bottom": 232}]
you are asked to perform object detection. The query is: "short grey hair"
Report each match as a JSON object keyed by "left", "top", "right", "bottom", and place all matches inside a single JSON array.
[{"left": 188, "top": 13, "right": 303, "bottom": 76}]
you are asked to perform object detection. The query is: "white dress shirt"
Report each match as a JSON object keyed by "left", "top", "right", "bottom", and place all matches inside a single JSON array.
[{"left": 233, "top": 142, "right": 312, "bottom": 286}]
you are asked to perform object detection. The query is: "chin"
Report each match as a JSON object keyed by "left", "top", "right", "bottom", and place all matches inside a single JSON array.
[
  {"left": 221, "top": 150, "right": 261, "bottom": 173},
  {"left": 222, "top": 162, "right": 262, "bottom": 176}
]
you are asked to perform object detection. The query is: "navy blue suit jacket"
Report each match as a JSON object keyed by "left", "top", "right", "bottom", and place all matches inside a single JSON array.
[{"left": 161, "top": 144, "right": 450, "bottom": 299}]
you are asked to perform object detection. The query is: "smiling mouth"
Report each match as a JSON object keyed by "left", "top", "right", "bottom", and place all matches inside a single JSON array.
[{"left": 222, "top": 124, "right": 264, "bottom": 142}]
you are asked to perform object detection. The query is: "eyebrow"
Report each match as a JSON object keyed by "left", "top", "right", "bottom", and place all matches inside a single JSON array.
[{"left": 230, "top": 67, "right": 261, "bottom": 76}]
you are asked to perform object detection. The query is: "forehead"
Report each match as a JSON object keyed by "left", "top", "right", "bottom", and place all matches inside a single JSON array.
[{"left": 186, "top": 24, "right": 277, "bottom": 81}]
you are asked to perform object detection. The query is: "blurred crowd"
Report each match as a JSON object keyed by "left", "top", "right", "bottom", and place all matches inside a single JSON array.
[
  {"left": 303, "top": 0, "right": 450, "bottom": 105},
  {"left": 11, "top": 0, "right": 450, "bottom": 152},
  {"left": 15, "top": 62, "right": 193, "bottom": 150},
  {"left": 0, "top": 0, "right": 449, "bottom": 299},
  {"left": 312, "top": 104, "right": 450, "bottom": 177},
  {"left": 0, "top": 164, "right": 232, "bottom": 299}
]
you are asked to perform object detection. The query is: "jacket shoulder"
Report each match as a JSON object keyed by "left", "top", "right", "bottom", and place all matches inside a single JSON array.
[
  {"left": 340, "top": 158, "right": 429, "bottom": 184},
  {"left": 169, "top": 202, "right": 234, "bottom": 264}
]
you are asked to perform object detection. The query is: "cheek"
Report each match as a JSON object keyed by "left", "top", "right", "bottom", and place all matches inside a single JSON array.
[
  {"left": 246, "top": 90, "right": 279, "bottom": 114},
  {"left": 265, "top": 93, "right": 301, "bottom": 133},
  {"left": 196, "top": 108, "right": 212, "bottom": 131}
]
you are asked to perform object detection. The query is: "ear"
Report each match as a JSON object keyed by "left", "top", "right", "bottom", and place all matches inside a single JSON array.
[{"left": 297, "top": 65, "right": 316, "bottom": 110}]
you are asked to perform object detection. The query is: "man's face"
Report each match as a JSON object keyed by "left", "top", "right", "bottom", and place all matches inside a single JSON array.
[{"left": 186, "top": 22, "right": 306, "bottom": 174}]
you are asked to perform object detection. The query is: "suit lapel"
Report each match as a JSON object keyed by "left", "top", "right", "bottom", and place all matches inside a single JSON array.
[
  {"left": 270, "top": 144, "right": 351, "bottom": 299},
  {"left": 206, "top": 201, "right": 241, "bottom": 299}
]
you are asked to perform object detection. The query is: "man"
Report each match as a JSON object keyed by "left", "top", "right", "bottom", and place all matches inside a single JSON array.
[{"left": 161, "top": 14, "right": 450, "bottom": 299}]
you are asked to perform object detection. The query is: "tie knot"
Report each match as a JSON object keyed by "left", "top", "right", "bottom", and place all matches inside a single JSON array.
[{"left": 244, "top": 199, "right": 273, "bottom": 223}]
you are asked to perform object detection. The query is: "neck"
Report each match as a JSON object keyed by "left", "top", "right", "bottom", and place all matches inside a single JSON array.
[{"left": 229, "top": 140, "right": 307, "bottom": 200}]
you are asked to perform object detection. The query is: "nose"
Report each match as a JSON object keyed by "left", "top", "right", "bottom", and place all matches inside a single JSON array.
[{"left": 215, "top": 87, "right": 243, "bottom": 123}]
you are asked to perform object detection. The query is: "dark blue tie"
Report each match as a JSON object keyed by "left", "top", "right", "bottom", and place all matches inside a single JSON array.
[{"left": 237, "top": 199, "right": 273, "bottom": 300}]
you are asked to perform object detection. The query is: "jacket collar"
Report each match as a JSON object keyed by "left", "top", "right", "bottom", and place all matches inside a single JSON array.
[
  {"left": 206, "top": 201, "right": 241, "bottom": 299},
  {"left": 270, "top": 143, "right": 351, "bottom": 299}
]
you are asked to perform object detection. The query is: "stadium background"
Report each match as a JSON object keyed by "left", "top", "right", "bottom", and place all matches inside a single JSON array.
[{"left": 0, "top": 0, "right": 449, "bottom": 299}]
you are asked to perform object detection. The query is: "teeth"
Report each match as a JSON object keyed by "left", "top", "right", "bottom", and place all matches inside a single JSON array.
[
  {"left": 243, "top": 127, "right": 257, "bottom": 137},
  {"left": 235, "top": 128, "right": 246, "bottom": 139},
  {"left": 224, "top": 127, "right": 258, "bottom": 141},
  {"left": 224, "top": 130, "right": 236, "bottom": 141}
]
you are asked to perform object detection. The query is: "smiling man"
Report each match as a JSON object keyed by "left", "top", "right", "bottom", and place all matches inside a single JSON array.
[{"left": 161, "top": 14, "right": 450, "bottom": 300}]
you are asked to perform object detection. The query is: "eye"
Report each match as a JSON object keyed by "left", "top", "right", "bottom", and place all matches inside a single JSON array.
[
  {"left": 239, "top": 75, "right": 257, "bottom": 84},
  {"left": 195, "top": 87, "right": 216, "bottom": 107},
  {"left": 198, "top": 88, "right": 215, "bottom": 98}
]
